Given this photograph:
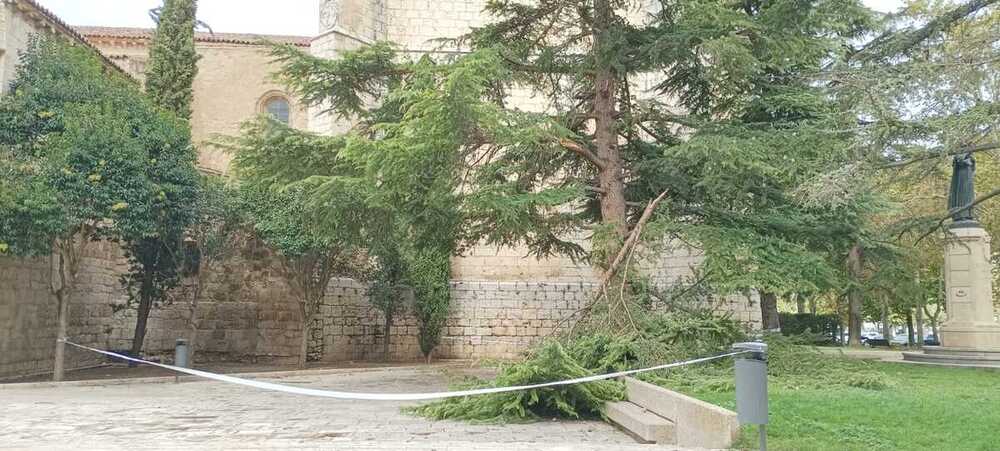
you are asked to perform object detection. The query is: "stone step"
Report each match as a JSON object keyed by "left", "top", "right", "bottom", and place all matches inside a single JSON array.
[
  {"left": 922, "top": 346, "right": 1000, "bottom": 358},
  {"left": 902, "top": 351, "right": 1000, "bottom": 368},
  {"left": 624, "top": 377, "right": 740, "bottom": 449},
  {"left": 604, "top": 401, "right": 676, "bottom": 444}
]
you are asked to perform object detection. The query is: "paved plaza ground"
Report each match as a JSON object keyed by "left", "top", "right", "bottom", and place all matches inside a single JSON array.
[{"left": 0, "top": 364, "right": 682, "bottom": 450}]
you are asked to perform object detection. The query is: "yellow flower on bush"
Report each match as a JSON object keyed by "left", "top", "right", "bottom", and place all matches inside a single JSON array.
[
  {"left": 37, "top": 110, "right": 55, "bottom": 119},
  {"left": 88, "top": 174, "right": 102, "bottom": 183},
  {"left": 111, "top": 202, "right": 129, "bottom": 212},
  {"left": 0, "top": 243, "right": 8, "bottom": 253}
]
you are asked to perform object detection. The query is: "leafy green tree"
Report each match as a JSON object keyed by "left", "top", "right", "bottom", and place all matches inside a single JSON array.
[
  {"left": 0, "top": 38, "right": 186, "bottom": 379},
  {"left": 123, "top": 0, "right": 203, "bottom": 361},
  {"left": 236, "top": 178, "right": 364, "bottom": 366},
  {"left": 145, "top": 0, "right": 200, "bottom": 120},
  {"left": 119, "top": 117, "right": 199, "bottom": 361},
  {"left": 180, "top": 175, "right": 247, "bottom": 362},
  {"left": 832, "top": 0, "right": 999, "bottom": 343},
  {"left": 229, "top": 99, "right": 460, "bottom": 359}
]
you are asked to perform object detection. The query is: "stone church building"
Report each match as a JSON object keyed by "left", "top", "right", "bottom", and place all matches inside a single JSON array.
[{"left": 0, "top": 0, "right": 759, "bottom": 379}]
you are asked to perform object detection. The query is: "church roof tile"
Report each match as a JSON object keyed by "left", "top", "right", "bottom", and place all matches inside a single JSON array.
[{"left": 76, "top": 26, "right": 312, "bottom": 47}]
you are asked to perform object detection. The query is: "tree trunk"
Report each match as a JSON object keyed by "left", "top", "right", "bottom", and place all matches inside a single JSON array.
[
  {"left": 299, "top": 300, "right": 310, "bottom": 368},
  {"left": 846, "top": 243, "right": 864, "bottom": 346},
  {"left": 915, "top": 302, "right": 925, "bottom": 348},
  {"left": 880, "top": 302, "right": 892, "bottom": 341},
  {"left": 925, "top": 303, "right": 941, "bottom": 341},
  {"left": 760, "top": 291, "right": 781, "bottom": 331},
  {"left": 187, "top": 272, "right": 205, "bottom": 364},
  {"left": 129, "top": 273, "right": 155, "bottom": 366},
  {"left": 809, "top": 297, "right": 817, "bottom": 314},
  {"left": 906, "top": 309, "right": 915, "bottom": 346},
  {"left": 53, "top": 290, "right": 70, "bottom": 381},
  {"left": 794, "top": 293, "right": 805, "bottom": 314},
  {"left": 382, "top": 310, "right": 392, "bottom": 361},
  {"left": 50, "top": 243, "right": 80, "bottom": 382},
  {"left": 592, "top": 0, "right": 627, "bottom": 272}
]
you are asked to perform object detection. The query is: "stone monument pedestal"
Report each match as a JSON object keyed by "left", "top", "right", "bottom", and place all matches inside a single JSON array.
[{"left": 903, "top": 226, "right": 1000, "bottom": 367}]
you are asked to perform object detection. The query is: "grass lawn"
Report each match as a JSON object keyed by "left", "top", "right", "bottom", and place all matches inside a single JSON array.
[{"left": 674, "top": 362, "right": 1000, "bottom": 450}]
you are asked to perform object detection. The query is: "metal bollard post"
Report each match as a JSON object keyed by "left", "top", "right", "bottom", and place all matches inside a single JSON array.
[
  {"left": 733, "top": 342, "right": 768, "bottom": 451},
  {"left": 174, "top": 339, "right": 189, "bottom": 384}
]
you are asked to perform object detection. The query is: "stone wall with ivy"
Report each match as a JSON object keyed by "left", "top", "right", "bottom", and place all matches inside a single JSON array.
[{"left": 0, "top": 241, "right": 760, "bottom": 378}]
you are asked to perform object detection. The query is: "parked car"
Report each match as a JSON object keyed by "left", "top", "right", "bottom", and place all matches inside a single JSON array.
[
  {"left": 890, "top": 334, "right": 910, "bottom": 345},
  {"left": 923, "top": 336, "right": 941, "bottom": 346},
  {"left": 866, "top": 339, "right": 891, "bottom": 347}
]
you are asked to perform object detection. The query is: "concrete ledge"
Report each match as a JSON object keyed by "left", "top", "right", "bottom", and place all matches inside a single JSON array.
[
  {"left": 624, "top": 377, "right": 740, "bottom": 449},
  {"left": 605, "top": 401, "right": 675, "bottom": 444}
]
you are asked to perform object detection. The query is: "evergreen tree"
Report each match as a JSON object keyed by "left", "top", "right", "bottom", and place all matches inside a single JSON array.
[
  {"left": 231, "top": 1, "right": 885, "bottom": 349},
  {"left": 145, "top": 0, "right": 200, "bottom": 120},
  {"left": 124, "top": 0, "right": 203, "bottom": 361},
  {"left": 830, "top": 0, "right": 999, "bottom": 344}
]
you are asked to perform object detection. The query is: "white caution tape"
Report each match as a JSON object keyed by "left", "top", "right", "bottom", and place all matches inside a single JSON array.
[{"left": 61, "top": 340, "right": 747, "bottom": 401}]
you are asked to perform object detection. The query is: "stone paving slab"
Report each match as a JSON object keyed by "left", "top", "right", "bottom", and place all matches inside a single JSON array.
[{"left": 0, "top": 366, "right": 685, "bottom": 450}]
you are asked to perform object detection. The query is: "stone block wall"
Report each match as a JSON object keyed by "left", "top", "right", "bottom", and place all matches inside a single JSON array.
[
  {"left": 309, "top": 272, "right": 762, "bottom": 363},
  {"left": 0, "top": 241, "right": 125, "bottom": 379},
  {"left": 1, "top": 239, "right": 761, "bottom": 379},
  {"left": 0, "top": 256, "right": 61, "bottom": 378},
  {"left": 106, "top": 246, "right": 306, "bottom": 365},
  {"left": 0, "top": 241, "right": 306, "bottom": 379}
]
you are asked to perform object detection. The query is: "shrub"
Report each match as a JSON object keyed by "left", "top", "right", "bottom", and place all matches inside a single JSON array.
[{"left": 779, "top": 313, "right": 840, "bottom": 344}]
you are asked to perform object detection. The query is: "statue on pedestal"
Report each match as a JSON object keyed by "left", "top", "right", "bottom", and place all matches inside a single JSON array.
[
  {"left": 902, "top": 150, "right": 1000, "bottom": 364},
  {"left": 948, "top": 152, "right": 978, "bottom": 227}
]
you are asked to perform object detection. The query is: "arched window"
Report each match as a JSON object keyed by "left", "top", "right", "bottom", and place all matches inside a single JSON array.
[{"left": 263, "top": 96, "right": 291, "bottom": 124}]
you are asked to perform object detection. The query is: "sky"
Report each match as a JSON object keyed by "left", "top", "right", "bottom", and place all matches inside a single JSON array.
[
  {"left": 36, "top": 0, "right": 321, "bottom": 36},
  {"left": 37, "top": 0, "right": 906, "bottom": 37}
]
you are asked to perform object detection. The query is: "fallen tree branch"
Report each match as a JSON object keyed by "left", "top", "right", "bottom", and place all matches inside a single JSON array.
[{"left": 596, "top": 190, "right": 669, "bottom": 293}]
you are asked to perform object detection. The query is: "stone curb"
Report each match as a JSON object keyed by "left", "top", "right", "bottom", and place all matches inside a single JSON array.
[
  {"left": 890, "top": 358, "right": 1000, "bottom": 371},
  {"left": 0, "top": 360, "right": 476, "bottom": 390}
]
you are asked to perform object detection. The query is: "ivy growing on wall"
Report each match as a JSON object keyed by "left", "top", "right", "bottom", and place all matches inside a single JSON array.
[{"left": 405, "top": 247, "right": 452, "bottom": 359}]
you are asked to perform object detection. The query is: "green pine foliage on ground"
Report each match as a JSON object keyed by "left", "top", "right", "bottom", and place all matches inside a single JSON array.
[
  {"left": 407, "top": 310, "right": 746, "bottom": 422},
  {"left": 407, "top": 327, "right": 894, "bottom": 424},
  {"left": 408, "top": 341, "right": 626, "bottom": 422}
]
